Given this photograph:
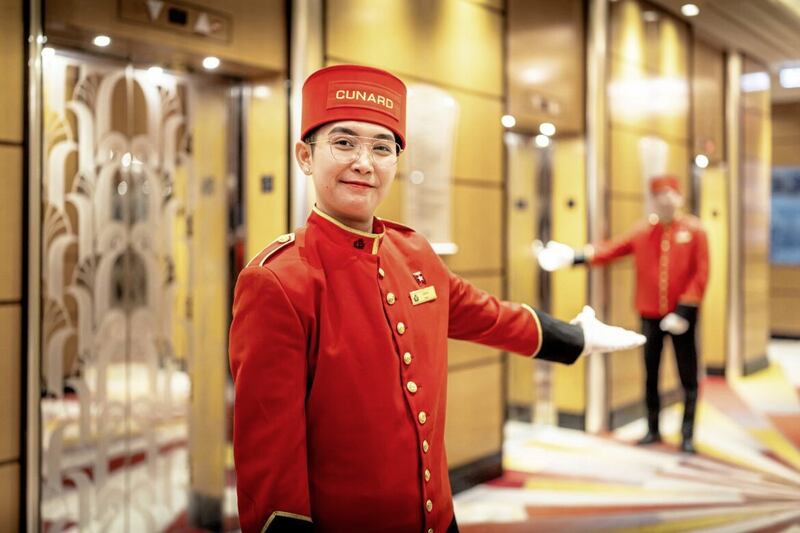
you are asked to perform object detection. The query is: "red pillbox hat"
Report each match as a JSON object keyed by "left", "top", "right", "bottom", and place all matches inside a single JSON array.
[
  {"left": 649, "top": 175, "right": 681, "bottom": 194},
  {"left": 301, "top": 64, "right": 407, "bottom": 149}
]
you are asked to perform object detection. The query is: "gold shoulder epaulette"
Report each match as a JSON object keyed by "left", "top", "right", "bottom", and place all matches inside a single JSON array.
[{"left": 246, "top": 233, "right": 296, "bottom": 268}]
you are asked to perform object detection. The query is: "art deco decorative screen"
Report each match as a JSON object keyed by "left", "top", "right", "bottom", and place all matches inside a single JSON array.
[{"left": 40, "top": 51, "right": 198, "bottom": 531}]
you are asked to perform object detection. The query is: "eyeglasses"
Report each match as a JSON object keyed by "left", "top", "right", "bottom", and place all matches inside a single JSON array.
[{"left": 308, "top": 134, "right": 402, "bottom": 168}]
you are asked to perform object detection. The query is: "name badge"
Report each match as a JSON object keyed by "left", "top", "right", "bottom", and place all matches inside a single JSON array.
[
  {"left": 410, "top": 286, "right": 437, "bottom": 306},
  {"left": 676, "top": 230, "right": 692, "bottom": 244}
]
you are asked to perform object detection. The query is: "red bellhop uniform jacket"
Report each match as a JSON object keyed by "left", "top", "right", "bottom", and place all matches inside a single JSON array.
[
  {"left": 589, "top": 214, "right": 710, "bottom": 318},
  {"left": 229, "top": 208, "right": 582, "bottom": 533}
]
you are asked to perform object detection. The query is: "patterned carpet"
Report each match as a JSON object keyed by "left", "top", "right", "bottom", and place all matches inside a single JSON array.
[{"left": 454, "top": 340, "right": 800, "bottom": 532}]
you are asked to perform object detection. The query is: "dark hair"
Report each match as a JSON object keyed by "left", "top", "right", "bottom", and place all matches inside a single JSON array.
[{"left": 303, "top": 127, "right": 319, "bottom": 153}]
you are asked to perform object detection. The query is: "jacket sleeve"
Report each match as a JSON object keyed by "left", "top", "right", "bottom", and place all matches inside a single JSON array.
[
  {"left": 447, "top": 271, "right": 583, "bottom": 365},
  {"left": 588, "top": 225, "right": 640, "bottom": 266},
  {"left": 678, "top": 224, "right": 710, "bottom": 305},
  {"left": 229, "top": 267, "right": 314, "bottom": 533}
]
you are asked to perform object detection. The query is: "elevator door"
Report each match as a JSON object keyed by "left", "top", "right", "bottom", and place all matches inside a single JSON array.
[{"left": 39, "top": 49, "right": 230, "bottom": 531}]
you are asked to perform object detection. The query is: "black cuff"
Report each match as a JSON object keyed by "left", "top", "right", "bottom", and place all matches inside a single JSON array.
[
  {"left": 674, "top": 304, "right": 698, "bottom": 323},
  {"left": 573, "top": 251, "right": 587, "bottom": 265},
  {"left": 263, "top": 514, "right": 314, "bottom": 532},
  {"left": 534, "top": 310, "right": 584, "bottom": 365}
]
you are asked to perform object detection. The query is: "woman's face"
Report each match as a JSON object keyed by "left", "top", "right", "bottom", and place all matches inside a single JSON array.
[{"left": 296, "top": 120, "right": 399, "bottom": 230}]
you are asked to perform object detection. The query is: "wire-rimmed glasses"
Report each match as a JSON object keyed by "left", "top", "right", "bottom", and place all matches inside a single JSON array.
[{"left": 308, "top": 134, "right": 402, "bottom": 168}]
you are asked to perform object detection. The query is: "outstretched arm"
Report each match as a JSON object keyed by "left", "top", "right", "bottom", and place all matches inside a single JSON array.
[
  {"left": 536, "top": 225, "right": 641, "bottom": 272},
  {"left": 447, "top": 272, "right": 645, "bottom": 364}
]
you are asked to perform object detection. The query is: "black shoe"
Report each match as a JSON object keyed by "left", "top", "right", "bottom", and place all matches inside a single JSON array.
[
  {"left": 637, "top": 432, "right": 662, "bottom": 445},
  {"left": 680, "top": 439, "right": 696, "bottom": 454}
]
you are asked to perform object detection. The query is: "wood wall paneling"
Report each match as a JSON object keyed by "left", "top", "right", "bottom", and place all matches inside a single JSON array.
[
  {"left": 245, "top": 76, "right": 289, "bottom": 259},
  {"left": 0, "top": 146, "right": 22, "bottom": 301},
  {"left": 0, "top": 464, "right": 20, "bottom": 530},
  {"left": 770, "top": 102, "right": 800, "bottom": 337},
  {"left": 699, "top": 166, "right": 729, "bottom": 367},
  {"left": 609, "top": 195, "right": 644, "bottom": 237},
  {"left": 1, "top": 1, "right": 23, "bottom": 527},
  {"left": 0, "top": 307, "right": 21, "bottom": 462},
  {"left": 740, "top": 80, "right": 771, "bottom": 363},
  {"left": 0, "top": 0, "right": 22, "bottom": 143},
  {"left": 772, "top": 102, "right": 800, "bottom": 148},
  {"left": 452, "top": 92, "right": 503, "bottom": 183},
  {"left": 507, "top": 0, "right": 585, "bottom": 134},
  {"left": 326, "top": 0, "right": 503, "bottom": 97},
  {"left": 608, "top": 93, "right": 690, "bottom": 198},
  {"left": 692, "top": 40, "right": 726, "bottom": 163},
  {"left": 505, "top": 137, "right": 539, "bottom": 409},
  {"left": 551, "top": 137, "right": 589, "bottom": 417},
  {"left": 445, "top": 184, "right": 503, "bottom": 273},
  {"left": 609, "top": 0, "right": 689, "bottom": 78},
  {"left": 445, "top": 361, "right": 503, "bottom": 468},
  {"left": 188, "top": 85, "right": 230, "bottom": 498}
]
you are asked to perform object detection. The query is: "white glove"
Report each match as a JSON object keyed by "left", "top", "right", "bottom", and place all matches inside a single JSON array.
[
  {"left": 571, "top": 306, "right": 647, "bottom": 355},
  {"left": 659, "top": 313, "right": 689, "bottom": 335},
  {"left": 536, "top": 240, "right": 575, "bottom": 272}
]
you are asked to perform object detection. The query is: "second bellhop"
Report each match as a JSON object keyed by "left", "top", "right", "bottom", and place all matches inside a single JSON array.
[
  {"left": 587, "top": 213, "right": 709, "bottom": 318},
  {"left": 229, "top": 207, "right": 583, "bottom": 533}
]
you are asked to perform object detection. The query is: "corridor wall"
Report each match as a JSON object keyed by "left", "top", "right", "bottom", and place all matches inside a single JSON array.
[
  {"left": 693, "top": 38, "right": 729, "bottom": 374},
  {"left": 739, "top": 58, "right": 772, "bottom": 374},
  {"left": 770, "top": 101, "right": 800, "bottom": 338},
  {"left": 0, "top": 0, "right": 23, "bottom": 528}
]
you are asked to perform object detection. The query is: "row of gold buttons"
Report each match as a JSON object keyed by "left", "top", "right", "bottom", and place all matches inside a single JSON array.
[
  {"left": 659, "top": 233, "right": 670, "bottom": 315},
  {"left": 378, "top": 265, "right": 433, "bottom": 522}
]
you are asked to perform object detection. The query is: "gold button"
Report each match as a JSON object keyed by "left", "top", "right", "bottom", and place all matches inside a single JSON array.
[
  {"left": 661, "top": 240, "right": 670, "bottom": 251},
  {"left": 425, "top": 469, "right": 431, "bottom": 482},
  {"left": 407, "top": 381, "right": 418, "bottom": 393},
  {"left": 418, "top": 411, "right": 427, "bottom": 424},
  {"left": 403, "top": 352, "right": 412, "bottom": 365},
  {"left": 378, "top": 267, "right": 385, "bottom": 278},
  {"left": 423, "top": 440, "right": 429, "bottom": 453},
  {"left": 426, "top": 499, "right": 433, "bottom": 512},
  {"left": 428, "top": 529, "right": 433, "bottom": 533},
  {"left": 397, "top": 322, "right": 406, "bottom": 335},
  {"left": 386, "top": 292, "right": 396, "bottom": 305},
  {"left": 277, "top": 234, "right": 290, "bottom": 243}
]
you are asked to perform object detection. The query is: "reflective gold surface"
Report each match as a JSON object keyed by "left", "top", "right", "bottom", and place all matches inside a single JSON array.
[
  {"left": 245, "top": 77, "right": 290, "bottom": 260},
  {"left": 505, "top": 134, "right": 540, "bottom": 412},
  {"left": 0, "top": 146, "right": 22, "bottom": 300},
  {"left": 445, "top": 360, "right": 503, "bottom": 468},
  {"left": 0, "top": 0, "right": 22, "bottom": 143},
  {"left": 740, "top": 57, "right": 772, "bottom": 368},
  {"left": 0, "top": 463, "right": 19, "bottom": 530},
  {"left": 0, "top": 307, "right": 20, "bottom": 462},
  {"left": 327, "top": 0, "right": 503, "bottom": 97},
  {"left": 552, "top": 138, "right": 589, "bottom": 415}
]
